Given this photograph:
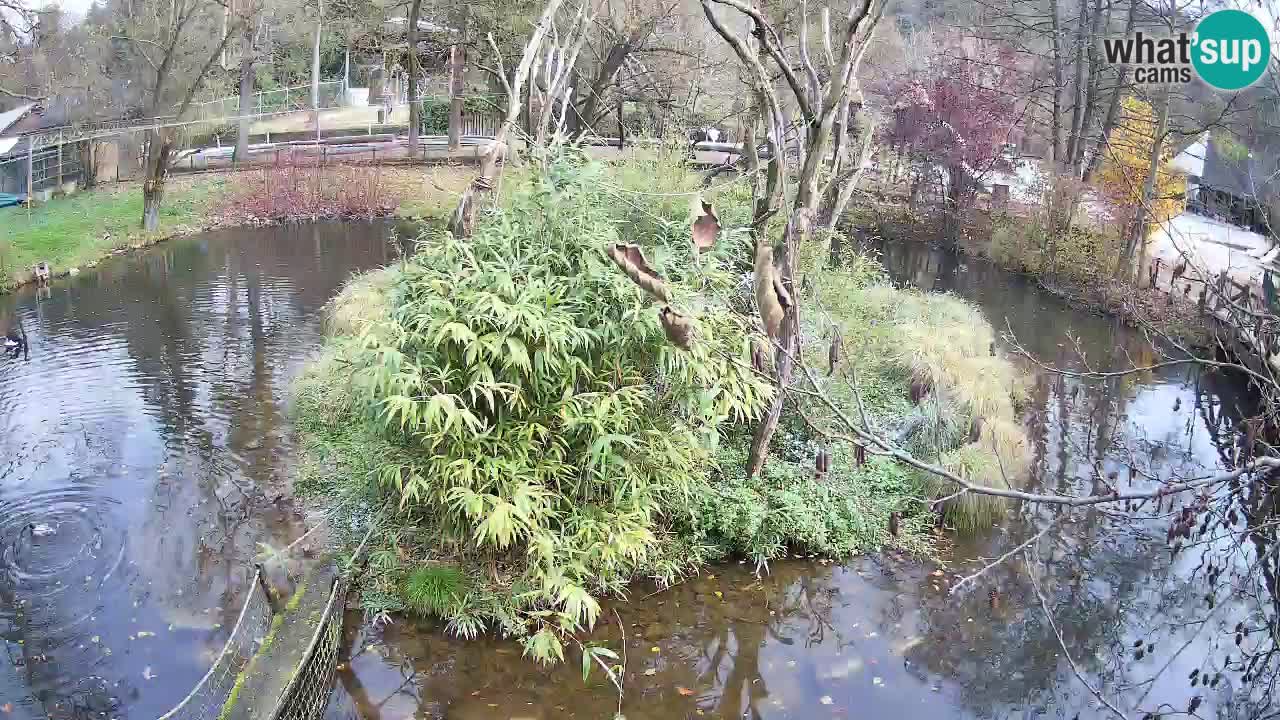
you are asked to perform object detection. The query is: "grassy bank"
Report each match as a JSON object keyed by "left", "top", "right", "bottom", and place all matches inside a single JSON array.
[
  {"left": 291, "top": 149, "right": 1032, "bottom": 663},
  {"left": 0, "top": 175, "right": 230, "bottom": 290},
  {"left": 0, "top": 165, "right": 473, "bottom": 294},
  {"left": 850, "top": 201, "right": 1211, "bottom": 345}
]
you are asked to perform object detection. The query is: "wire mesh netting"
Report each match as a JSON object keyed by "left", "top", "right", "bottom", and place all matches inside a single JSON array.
[
  {"left": 271, "top": 577, "right": 348, "bottom": 720},
  {"left": 156, "top": 570, "right": 273, "bottom": 720}
]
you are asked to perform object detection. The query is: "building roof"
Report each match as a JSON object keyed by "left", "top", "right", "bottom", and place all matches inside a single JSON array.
[
  {"left": 1200, "top": 134, "right": 1280, "bottom": 202},
  {"left": 1171, "top": 132, "right": 1207, "bottom": 177},
  {"left": 0, "top": 104, "right": 35, "bottom": 135}
]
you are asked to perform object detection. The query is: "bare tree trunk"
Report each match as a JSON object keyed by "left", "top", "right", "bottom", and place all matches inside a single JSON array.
[
  {"left": 235, "top": 21, "right": 255, "bottom": 164},
  {"left": 1048, "top": 0, "right": 1065, "bottom": 166},
  {"left": 1118, "top": 88, "right": 1170, "bottom": 280},
  {"left": 142, "top": 128, "right": 174, "bottom": 231},
  {"left": 448, "top": 44, "right": 464, "bottom": 152},
  {"left": 449, "top": 1, "right": 567, "bottom": 238},
  {"left": 135, "top": 11, "right": 240, "bottom": 231},
  {"left": 1084, "top": 0, "right": 1137, "bottom": 182},
  {"left": 1065, "top": 0, "right": 1088, "bottom": 169},
  {"left": 311, "top": 0, "right": 322, "bottom": 121},
  {"left": 407, "top": 0, "right": 423, "bottom": 155},
  {"left": 573, "top": 41, "right": 633, "bottom": 136},
  {"left": 1074, "top": 0, "right": 1105, "bottom": 173},
  {"left": 823, "top": 124, "right": 877, "bottom": 229}
]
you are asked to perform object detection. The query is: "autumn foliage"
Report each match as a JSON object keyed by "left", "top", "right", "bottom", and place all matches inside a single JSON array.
[
  {"left": 883, "top": 47, "right": 1022, "bottom": 191},
  {"left": 1096, "top": 96, "right": 1186, "bottom": 233}
]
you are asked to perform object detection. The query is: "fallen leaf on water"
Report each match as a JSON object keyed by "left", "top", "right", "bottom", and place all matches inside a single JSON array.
[
  {"left": 931, "top": 570, "right": 944, "bottom": 577},
  {"left": 470, "top": 691, "right": 480, "bottom": 697},
  {"left": 677, "top": 687, "right": 695, "bottom": 696},
  {"left": 650, "top": 646, "right": 661, "bottom": 653},
  {"left": 91, "top": 635, "right": 100, "bottom": 644},
  {"left": 714, "top": 591, "right": 723, "bottom": 599},
  {"left": 487, "top": 704, "right": 498, "bottom": 708},
  {"left": 137, "top": 631, "right": 155, "bottom": 638},
  {"left": 820, "top": 696, "right": 834, "bottom": 705},
  {"left": 143, "top": 666, "right": 156, "bottom": 680},
  {"left": 643, "top": 668, "right": 657, "bottom": 676}
]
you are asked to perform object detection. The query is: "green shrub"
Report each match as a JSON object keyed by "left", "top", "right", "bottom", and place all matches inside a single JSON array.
[
  {"left": 293, "top": 150, "right": 1030, "bottom": 664},
  {"left": 330, "top": 155, "right": 771, "bottom": 662},
  {"left": 799, "top": 242, "right": 1032, "bottom": 531},
  {"left": 418, "top": 96, "right": 501, "bottom": 134},
  {"left": 404, "top": 565, "right": 467, "bottom": 617},
  {"left": 683, "top": 441, "right": 930, "bottom": 561}
]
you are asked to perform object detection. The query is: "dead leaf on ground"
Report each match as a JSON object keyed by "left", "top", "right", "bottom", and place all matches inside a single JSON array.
[{"left": 677, "top": 686, "right": 696, "bottom": 696}]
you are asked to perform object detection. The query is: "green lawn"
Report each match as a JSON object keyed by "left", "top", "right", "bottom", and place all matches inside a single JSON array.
[{"left": 0, "top": 175, "right": 229, "bottom": 292}]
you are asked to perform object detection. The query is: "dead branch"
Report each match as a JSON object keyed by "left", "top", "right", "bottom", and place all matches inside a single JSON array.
[{"left": 449, "top": 0, "right": 567, "bottom": 239}]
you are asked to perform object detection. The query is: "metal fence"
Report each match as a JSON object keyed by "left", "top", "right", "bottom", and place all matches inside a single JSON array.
[
  {"left": 0, "top": 145, "right": 84, "bottom": 196},
  {"left": 191, "top": 81, "right": 349, "bottom": 124},
  {"left": 156, "top": 569, "right": 274, "bottom": 720}
]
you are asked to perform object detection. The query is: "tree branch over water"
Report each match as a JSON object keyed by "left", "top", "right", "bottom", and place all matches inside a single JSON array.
[{"left": 789, "top": 359, "right": 1280, "bottom": 507}]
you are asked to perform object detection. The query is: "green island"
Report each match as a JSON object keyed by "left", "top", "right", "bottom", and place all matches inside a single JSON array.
[{"left": 291, "top": 149, "right": 1031, "bottom": 664}]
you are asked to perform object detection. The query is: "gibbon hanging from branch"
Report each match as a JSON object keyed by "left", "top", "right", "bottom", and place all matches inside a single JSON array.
[{"left": 754, "top": 241, "right": 790, "bottom": 340}]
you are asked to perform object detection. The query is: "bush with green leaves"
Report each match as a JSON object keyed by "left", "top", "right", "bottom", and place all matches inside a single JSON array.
[
  {"left": 681, "top": 438, "right": 932, "bottom": 561},
  {"left": 303, "top": 156, "right": 772, "bottom": 662},
  {"left": 404, "top": 565, "right": 468, "bottom": 617},
  {"left": 418, "top": 96, "right": 501, "bottom": 135}
]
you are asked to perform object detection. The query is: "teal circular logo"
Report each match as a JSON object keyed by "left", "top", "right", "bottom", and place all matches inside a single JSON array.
[{"left": 1192, "top": 9, "right": 1271, "bottom": 91}]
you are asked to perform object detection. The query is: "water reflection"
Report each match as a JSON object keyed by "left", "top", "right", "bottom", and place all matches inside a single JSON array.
[
  {"left": 0, "top": 220, "right": 412, "bottom": 718},
  {"left": 327, "top": 240, "right": 1269, "bottom": 720}
]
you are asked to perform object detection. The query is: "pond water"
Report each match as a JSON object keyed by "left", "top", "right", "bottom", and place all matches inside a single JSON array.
[
  {"left": 0, "top": 220, "right": 412, "bottom": 719},
  {"left": 0, "top": 225, "right": 1268, "bottom": 720}
]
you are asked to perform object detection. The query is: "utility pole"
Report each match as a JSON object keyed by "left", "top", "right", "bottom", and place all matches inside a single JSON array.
[
  {"left": 448, "top": 44, "right": 464, "bottom": 152},
  {"left": 312, "top": 0, "right": 323, "bottom": 141}
]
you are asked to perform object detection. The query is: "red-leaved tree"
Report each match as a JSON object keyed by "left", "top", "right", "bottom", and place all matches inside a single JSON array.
[{"left": 882, "top": 45, "right": 1022, "bottom": 246}]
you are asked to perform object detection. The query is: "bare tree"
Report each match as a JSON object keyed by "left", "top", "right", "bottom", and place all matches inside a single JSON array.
[
  {"left": 448, "top": 0, "right": 588, "bottom": 238},
  {"left": 235, "top": 1, "right": 268, "bottom": 164},
  {"left": 700, "top": 0, "right": 883, "bottom": 477},
  {"left": 406, "top": 0, "right": 423, "bottom": 154},
  {"left": 110, "top": 0, "right": 241, "bottom": 229}
]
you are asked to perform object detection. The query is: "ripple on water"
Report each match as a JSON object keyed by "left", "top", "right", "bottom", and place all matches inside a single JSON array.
[
  {"left": 0, "top": 478, "right": 132, "bottom": 716},
  {"left": 0, "top": 331, "right": 148, "bottom": 438}
]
